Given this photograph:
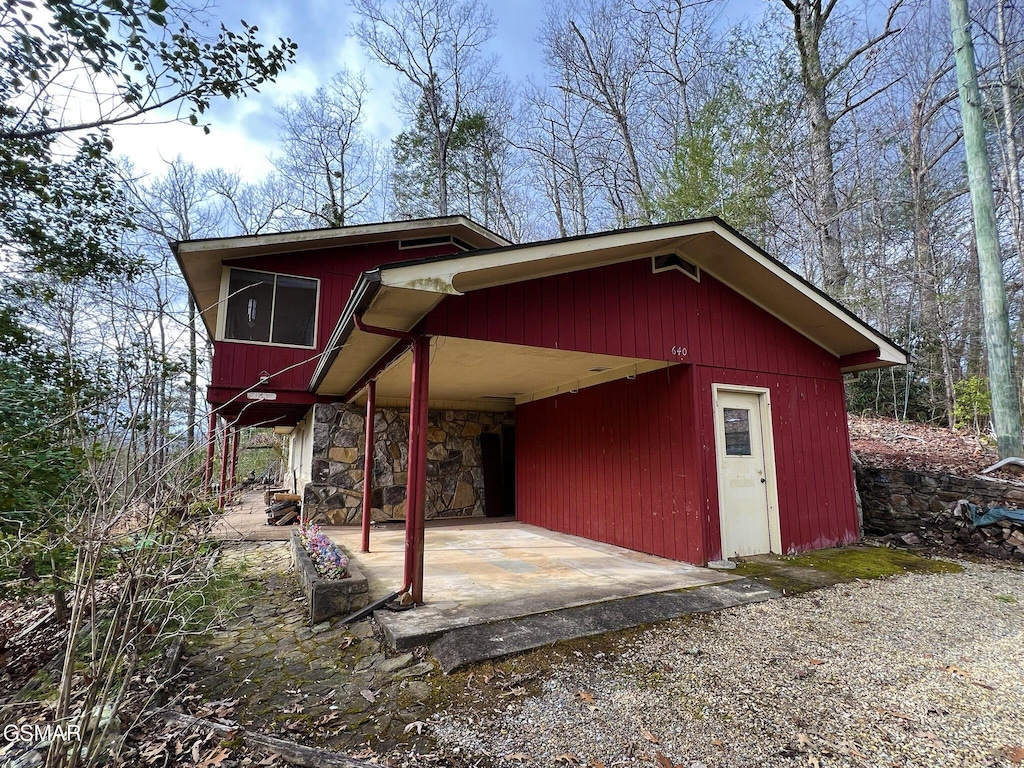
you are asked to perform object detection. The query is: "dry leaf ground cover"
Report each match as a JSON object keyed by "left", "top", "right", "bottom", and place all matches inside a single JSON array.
[
  {"left": 847, "top": 415, "right": 1013, "bottom": 479},
  {"left": 431, "top": 559, "right": 1024, "bottom": 768}
]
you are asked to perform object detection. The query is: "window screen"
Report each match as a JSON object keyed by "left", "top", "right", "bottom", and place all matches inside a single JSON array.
[
  {"left": 272, "top": 275, "right": 317, "bottom": 346},
  {"left": 723, "top": 408, "right": 752, "bottom": 456},
  {"left": 225, "top": 270, "right": 274, "bottom": 342},
  {"left": 223, "top": 269, "right": 317, "bottom": 347}
]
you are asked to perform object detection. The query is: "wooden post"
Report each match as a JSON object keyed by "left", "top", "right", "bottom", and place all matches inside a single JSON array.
[
  {"left": 203, "top": 411, "right": 216, "bottom": 496},
  {"left": 361, "top": 380, "right": 377, "bottom": 553},
  {"left": 403, "top": 336, "right": 430, "bottom": 604}
]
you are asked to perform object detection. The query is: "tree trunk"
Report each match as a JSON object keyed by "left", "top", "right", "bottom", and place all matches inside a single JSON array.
[
  {"left": 950, "top": 0, "right": 1023, "bottom": 457},
  {"left": 997, "top": 0, "right": 1024, "bottom": 289},
  {"left": 789, "top": 0, "right": 849, "bottom": 295}
]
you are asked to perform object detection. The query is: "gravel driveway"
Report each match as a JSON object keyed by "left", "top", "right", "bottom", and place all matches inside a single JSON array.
[{"left": 431, "top": 560, "right": 1024, "bottom": 767}]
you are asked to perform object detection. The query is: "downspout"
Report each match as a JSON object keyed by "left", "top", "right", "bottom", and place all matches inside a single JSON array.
[{"left": 351, "top": 313, "right": 427, "bottom": 605}]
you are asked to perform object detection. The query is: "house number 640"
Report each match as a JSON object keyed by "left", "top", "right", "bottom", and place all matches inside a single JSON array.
[{"left": 671, "top": 345, "right": 687, "bottom": 356}]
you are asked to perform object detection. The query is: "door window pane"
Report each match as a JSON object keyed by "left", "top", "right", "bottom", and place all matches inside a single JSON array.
[{"left": 723, "top": 408, "right": 752, "bottom": 456}]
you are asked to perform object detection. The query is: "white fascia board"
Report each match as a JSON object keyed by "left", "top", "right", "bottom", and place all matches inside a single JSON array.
[
  {"left": 176, "top": 216, "right": 511, "bottom": 258},
  {"left": 377, "top": 224, "right": 707, "bottom": 293},
  {"left": 705, "top": 225, "right": 908, "bottom": 365}
]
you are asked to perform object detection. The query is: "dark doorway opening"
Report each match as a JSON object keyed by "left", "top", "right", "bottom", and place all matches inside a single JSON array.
[{"left": 480, "top": 425, "right": 516, "bottom": 518}]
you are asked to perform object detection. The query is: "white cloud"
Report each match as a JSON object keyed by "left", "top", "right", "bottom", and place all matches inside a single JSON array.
[{"left": 110, "top": 118, "right": 276, "bottom": 180}]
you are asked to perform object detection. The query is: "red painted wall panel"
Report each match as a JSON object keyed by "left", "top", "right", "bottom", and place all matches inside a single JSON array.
[
  {"left": 517, "top": 367, "right": 706, "bottom": 563},
  {"left": 211, "top": 241, "right": 461, "bottom": 395},
  {"left": 692, "top": 366, "right": 859, "bottom": 561},
  {"left": 439, "top": 257, "right": 859, "bottom": 565},
  {"left": 425, "top": 258, "right": 839, "bottom": 378}
]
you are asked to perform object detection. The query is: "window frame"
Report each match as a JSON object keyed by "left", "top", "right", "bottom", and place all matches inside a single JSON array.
[{"left": 216, "top": 266, "right": 321, "bottom": 350}]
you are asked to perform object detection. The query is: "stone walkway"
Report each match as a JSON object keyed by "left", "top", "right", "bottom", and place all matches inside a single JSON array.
[{"left": 181, "top": 542, "right": 438, "bottom": 754}]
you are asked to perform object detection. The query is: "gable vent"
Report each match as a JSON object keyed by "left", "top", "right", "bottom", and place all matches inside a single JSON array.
[
  {"left": 652, "top": 253, "right": 700, "bottom": 281},
  {"left": 399, "top": 235, "right": 473, "bottom": 252}
]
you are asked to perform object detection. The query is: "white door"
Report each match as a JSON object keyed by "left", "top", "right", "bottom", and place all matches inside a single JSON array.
[{"left": 715, "top": 390, "right": 773, "bottom": 558}]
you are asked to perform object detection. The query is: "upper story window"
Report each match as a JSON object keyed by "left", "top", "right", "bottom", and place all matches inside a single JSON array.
[{"left": 223, "top": 268, "right": 318, "bottom": 348}]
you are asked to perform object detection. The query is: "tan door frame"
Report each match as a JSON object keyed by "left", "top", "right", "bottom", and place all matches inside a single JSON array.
[{"left": 711, "top": 383, "right": 783, "bottom": 556}]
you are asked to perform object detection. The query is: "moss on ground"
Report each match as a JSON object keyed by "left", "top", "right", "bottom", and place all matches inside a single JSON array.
[
  {"left": 735, "top": 546, "right": 962, "bottom": 593},
  {"left": 784, "top": 546, "right": 963, "bottom": 578},
  {"left": 732, "top": 561, "right": 823, "bottom": 594}
]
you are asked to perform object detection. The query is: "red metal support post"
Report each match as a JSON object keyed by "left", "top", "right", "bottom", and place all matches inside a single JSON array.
[
  {"left": 203, "top": 410, "right": 216, "bottom": 495},
  {"left": 361, "top": 379, "right": 377, "bottom": 553},
  {"left": 228, "top": 426, "right": 239, "bottom": 504},
  {"left": 403, "top": 336, "right": 430, "bottom": 604},
  {"left": 217, "top": 418, "right": 229, "bottom": 509}
]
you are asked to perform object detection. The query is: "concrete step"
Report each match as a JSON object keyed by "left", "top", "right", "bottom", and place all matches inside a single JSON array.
[{"left": 429, "top": 578, "right": 779, "bottom": 673}]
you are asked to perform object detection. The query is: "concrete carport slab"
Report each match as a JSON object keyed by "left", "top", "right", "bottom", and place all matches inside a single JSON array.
[{"left": 329, "top": 521, "right": 777, "bottom": 669}]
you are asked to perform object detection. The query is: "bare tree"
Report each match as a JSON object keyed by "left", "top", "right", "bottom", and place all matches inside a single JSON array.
[
  {"left": 274, "top": 69, "right": 381, "bottom": 227},
  {"left": 353, "top": 0, "right": 497, "bottom": 217},
  {"left": 779, "top": 0, "right": 905, "bottom": 295},
  {"left": 205, "top": 170, "right": 292, "bottom": 235},
  {"left": 542, "top": 0, "right": 653, "bottom": 224}
]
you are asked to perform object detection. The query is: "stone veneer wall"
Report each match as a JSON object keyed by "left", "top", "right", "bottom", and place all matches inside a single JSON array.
[
  {"left": 856, "top": 465, "right": 1024, "bottom": 534},
  {"left": 302, "top": 402, "right": 509, "bottom": 525}
]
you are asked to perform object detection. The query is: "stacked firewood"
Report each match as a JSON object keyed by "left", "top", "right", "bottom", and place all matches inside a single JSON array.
[
  {"left": 265, "top": 492, "right": 301, "bottom": 526},
  {"left": 887, "top": 499, "right": 1024, "bottom": 561}
]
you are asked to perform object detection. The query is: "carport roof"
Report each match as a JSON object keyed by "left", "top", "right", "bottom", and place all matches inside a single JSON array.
[{"left": 310, "top": 217, "right": 908, "bottom": 401}]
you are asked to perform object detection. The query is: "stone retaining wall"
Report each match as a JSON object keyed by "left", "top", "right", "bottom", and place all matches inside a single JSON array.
[
  {"left": 302, "top": 402, "right": 510, "bottom": 525},
  {"left": 855, "top": 464, "right": 1024, "bottom": 534}
]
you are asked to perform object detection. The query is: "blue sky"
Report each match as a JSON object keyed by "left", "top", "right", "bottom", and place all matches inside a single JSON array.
[{"left": 111, "top": 0, "right": 765, "bottom": 182}]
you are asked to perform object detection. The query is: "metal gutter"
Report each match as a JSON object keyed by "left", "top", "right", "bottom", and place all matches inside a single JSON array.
[{"left": 308, "top": 271, "right": 383, "bottom": 392}]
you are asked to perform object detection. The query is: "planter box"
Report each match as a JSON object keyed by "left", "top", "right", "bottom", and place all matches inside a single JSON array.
[{"left": 290, "top": 530, "right": 369, "bottom": 625}]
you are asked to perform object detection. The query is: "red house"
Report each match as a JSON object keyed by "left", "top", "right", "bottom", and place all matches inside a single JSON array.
[{"left": 174, "top": 216, "right": 906, "bottom": 601}]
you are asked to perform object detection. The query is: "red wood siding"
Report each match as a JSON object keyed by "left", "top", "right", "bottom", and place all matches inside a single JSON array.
[
  {"left": 425, "top": 258, "right": 839, "bottom": 377},
  {"left": 432, "top": 257, "right": 859, "bottom": 564},
  {"left": 212, "top": 241, "right": 460, "bottom": 394},
  {"left": 691, "top": 367, "right": 859, "bottom": 561},
  {"left": 516, "top": 367, "right": 706, "bottom": 564}
]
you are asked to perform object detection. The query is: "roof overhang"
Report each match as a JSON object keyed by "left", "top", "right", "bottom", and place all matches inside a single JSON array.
[
  {"left": 171, "top": 216, "right": 511, "bottom": 339},
  {"left": 311, "top": 218, "right": 907, "bottom": 400}
]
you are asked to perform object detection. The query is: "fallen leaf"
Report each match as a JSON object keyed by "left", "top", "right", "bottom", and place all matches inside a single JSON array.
[
  {"left": 403, "top": 720, "right": 427, "bottom": 735},
  {"left": 797, "top": 733, "right": 811, "bottom": 747},
  {"left": 1002, "top": 745, "right": 1024, "bottom": 764},
  {"left": 196, "top": 747, "right": 232, "bottom": 768},
  {"left": 588, "top": 762, "right": 607, "bottom": 768},
  {"left": 808, "top": 659, "right": 825, "bottom": 666},
  {"left": 504, "top": 754, "right": 532, "bottom": 763},
  {"left": 554, "top": 754, "right": 579, "bottom": 765},
  {"left": 654, "top": 751, "right": 674, "bottom": 768},
  {"left": 640, "top": 726, "right": 660, "bottom": 744},
  {"left": 807, "top": 756, "right": 820, "bottom": 768},
  {"left": 577, "top": 691, "right": 596, "bottom": 704},
  {"left": 711, "top": 738, "right": 724, "bottom": 749}
]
